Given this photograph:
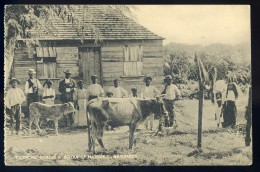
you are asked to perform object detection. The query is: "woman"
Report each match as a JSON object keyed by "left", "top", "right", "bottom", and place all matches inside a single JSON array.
[
  {"left": 42, "top": 79, "right": 55, "bottom": 105},
  {"left": 73, "top": 80, "right": 88, "bottom": 127},
  {"left": 222, "top": 81, "right": 239, "bottom": 129}
]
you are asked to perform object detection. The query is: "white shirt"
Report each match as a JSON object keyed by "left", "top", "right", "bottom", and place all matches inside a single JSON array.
[
  {"left": 87, "top": 84, "right": 105, "bottom": 97},
  {"left": 109, "top": 86, "right": 128, "bottom": 98},
  {"left": 223, "top": 90, "right": 236, "bottom": 102},
  {"left": 42, "top": 88, "right": 55, "bottom": 101},
  {"left": 24, "top": 78, "right": 42, "bottom": 94},
  {"left": 141, "top": 85, "right": 160, "bottom": 99},
  {"left": 164, "top": 84, "right": 181, "bottom": 100},
  {"left": 5, "top": 88, "right": 26, "bottom": 109}
]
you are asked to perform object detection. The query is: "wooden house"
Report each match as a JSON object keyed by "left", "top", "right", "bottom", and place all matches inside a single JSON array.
[{"left": 11, "top": 6, "right": 164, "bottom": 101}]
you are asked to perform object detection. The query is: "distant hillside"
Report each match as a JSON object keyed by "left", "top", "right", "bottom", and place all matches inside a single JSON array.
[{"left": 163, "top": 42, "right": 251, "bottom": 65}]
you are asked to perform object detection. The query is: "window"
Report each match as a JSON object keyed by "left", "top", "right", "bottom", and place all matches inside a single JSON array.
[
  {"left": 36, "top": 47, "right": 57, "bottom": 78},
  {"left": 123, "top": 45, "right": 143, "bottom": 76}
]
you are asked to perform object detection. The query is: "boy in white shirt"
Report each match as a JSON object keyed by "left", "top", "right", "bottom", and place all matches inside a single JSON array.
[
  {"left": 5, "top": 78, "right": 26, "bottom": 135},
  {"left": 108, "top": 79, "right": 128, "bottom": 98},
  {"left": 141, "top": 76, "right": 160, "bottom": 131},
  {"left": 161, "top": 75, "right": 181, "bottom": 127}
]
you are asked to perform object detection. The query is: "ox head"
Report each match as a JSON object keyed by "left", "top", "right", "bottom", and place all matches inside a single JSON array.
[
  {"left": 145, "top": 97, "right": 168, "bottom": 119},
  {"left": 61, "top": 102, "right": 76, "bottom": 115}
]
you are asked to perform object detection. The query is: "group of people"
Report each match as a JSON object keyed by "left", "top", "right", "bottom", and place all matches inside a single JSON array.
[
  {"left": 215, "top": 80, "right": 240, "bottom": 129},
  {"left": 5, "top": 68, "right": 182, "bottom": 135}
]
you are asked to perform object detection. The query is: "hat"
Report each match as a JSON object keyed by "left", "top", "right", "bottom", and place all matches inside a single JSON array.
[
  {"left": 64, "top": 69, "right": 72, "bottom": 74},
  {"left": 9, "top": 78, "right": 20, "bottom": 85},
  {"left": 77, "top": 80, "right": 84, "bottom": 85},
  {"left": 45, "top": 79, "right": 53, "bottom": 85},
  {"left": 28, "top": 69, "right": 36, "bottom": 74},
  {"left": 144, "top": 76, "right": 152, "bottom": 82},
  {"left": 131, "top": 87, "right": 137, "bottom": 91},
  {"left": 91, "top": 75, "right": 98, "bottom": 79},
  {"left": 164, "top": 75, "right": 172, "bottom": 80},
  {"left": 114, "top": 79, "right": 120, "bottom": 83}
]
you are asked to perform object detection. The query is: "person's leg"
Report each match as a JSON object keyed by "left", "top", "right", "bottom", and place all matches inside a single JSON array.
[
  {"left": 14, "top": 105, "right": 21, "bottom": 135},
  {"left": 7, "top": 108, "right": 14, "bottom": 135},
  {"left": 150, "top": 114, "right": 155, "bottom": 130},
  {"left": 245, "top": 114, "right": 252, "bottom": 146}
]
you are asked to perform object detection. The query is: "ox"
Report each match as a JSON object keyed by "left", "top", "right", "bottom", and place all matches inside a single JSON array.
[
  {"left": 86, "top": 97, "right": 168, "bottom": 153},
  {"left": 29, "top": 102, "right": 76, "bottom": 135}
]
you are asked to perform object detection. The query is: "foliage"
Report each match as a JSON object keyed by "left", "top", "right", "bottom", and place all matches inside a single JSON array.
[{"left": 163, "top": 42, "right": 251, "bottom": 85}]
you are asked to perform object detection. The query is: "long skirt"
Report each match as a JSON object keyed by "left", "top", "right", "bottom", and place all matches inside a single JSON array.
[
  {"left": 74, "top": 99, "right": 88, "bottom": 127},
  {"left": 222, "top": 100, "right": 237, "bottom": 128}
]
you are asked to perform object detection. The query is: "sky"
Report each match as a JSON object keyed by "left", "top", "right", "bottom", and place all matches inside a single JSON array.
[{"left": 132, "top": 5, "right": 250, "bottom": 45}]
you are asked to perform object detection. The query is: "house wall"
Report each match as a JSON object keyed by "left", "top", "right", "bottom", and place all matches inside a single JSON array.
[
  {"left": 101, "top": 39, "right": 165, "bottom": 94},
  {"left": 11, "top": 39, "right": 165, "bottom": 101}
]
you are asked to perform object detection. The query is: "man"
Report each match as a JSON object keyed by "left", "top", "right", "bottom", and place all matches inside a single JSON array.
[
  {"left": 141, "top": 76, "right": 160, "bottom": 131},
  {"left": 58, "top": 69, "right": 77, "bottom": 127},
  {"left": 24, "top": 69, "right": 42, "bottom": 119},
  {"left": 86, "top": 75, "right": 105, "bottom": 101},
  {"left": 108, "top": 79, "right": 128, "bottom": 98},
  {"left": 5, "top": 78, "right": 26, "bottom": 135},
  {"left": 161, "top": 75, "right": 181, "bottom": 127}
]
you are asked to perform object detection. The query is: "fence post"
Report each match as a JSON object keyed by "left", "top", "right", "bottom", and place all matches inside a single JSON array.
[{"left": 198, "top": 83, "right": 204, "bottom": 148}]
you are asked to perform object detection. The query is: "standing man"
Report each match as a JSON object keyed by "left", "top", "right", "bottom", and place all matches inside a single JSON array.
[
  {"left": 162, "top": 75, "right": 181, "bottom": 127},
  {"left": 108, "top": 79, "right": 128, "bottom": 98},
  {"left": 86, "top": 75, "right": 105, "bottom": 101},
  {"left": 25, "top": 69, "right": 42, "bottom": 119},
  {"left": 58, "top": 69, "right": 77, "bottom": 127},
  {"left": 5, "top": 78, "right": 26, "bottom": 135},
  {"left": 141, "top": 76, "right": 160, "bottom": 131}
]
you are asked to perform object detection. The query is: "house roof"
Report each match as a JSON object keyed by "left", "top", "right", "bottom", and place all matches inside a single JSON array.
[{"left": 30, "top": 5, "right": 164, "bottom": 40}]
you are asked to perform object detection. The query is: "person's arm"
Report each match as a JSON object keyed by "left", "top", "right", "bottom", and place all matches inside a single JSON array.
[
  {"left": 20, "top": 88, "right": 26, "bottom": 103},
  {"left": 52, "top": 89, "right": 56, "bottom": 100},
  {"left": 174, "top": 85, "right": 181, "bottom": 100},
  {"left": 140, "top": 88, "right": 144, "bottom": 99},
  {"left": 153, "top": 86, "right": 160, "bottom": 97},
  {"left": 122, "top": 87, "right": 128, "bottom": 98},
  {"left": 100, "top": 85, "right": 105, "bottom": 97},
  {"left": 37, "top": 79, "right": 43, "bottom": 90},
  {"left": 24, "top": 81, "right": 29, "bottom": 94},
  {"left": 5, "top": 91, "right": 11, "bottom": 109},
  {"left": 58, "top": 81, "right": 63, "bottom": 93}
]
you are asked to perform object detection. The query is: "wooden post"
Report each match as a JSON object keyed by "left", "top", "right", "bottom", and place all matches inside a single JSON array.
[{"left": 198, "top": 83, "right": 204, "bottom": 148}]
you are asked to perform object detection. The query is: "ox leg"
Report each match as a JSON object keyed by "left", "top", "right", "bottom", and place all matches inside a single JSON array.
[
  {"left": 129, "top": 123, "right": 137, "bottom": 150},
  {"left": 34, "top": 117, "right": 42, "bottom": 134},
  {"left": 54, "top": 120, "right": 59, "bottom": 136},
  {"left": 29, "top": 117, "right": 34, "bottom": 135},
  {"left": 96, "top": 123, "right": 106, "bottom": 152}
]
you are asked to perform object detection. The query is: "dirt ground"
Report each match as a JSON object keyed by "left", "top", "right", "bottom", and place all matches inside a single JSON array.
[{"left": 4, "top": 98, "right": 252, "bottom": 166}]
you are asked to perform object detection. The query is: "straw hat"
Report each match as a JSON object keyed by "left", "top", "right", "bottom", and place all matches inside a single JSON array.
[{"left": 28, "top": 69, "right": 36, "bottom": 74}]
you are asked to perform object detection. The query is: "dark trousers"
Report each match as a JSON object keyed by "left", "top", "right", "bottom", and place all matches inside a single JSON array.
[
  {"left": 164, "top": 99, "right": 175, "bottom": 127},
  {"left": 27, "top": 93, "right": 38, "bottom": 118},
  {"left": 222, "top": 101, "right": 237, "bottom": 128},
  {"left": 6, "top": 104, "right": 21, "bottom": 133},
  {"left": 88, "top": 95, "right": 98, "bottom": 101},
  {"left": 61, "top": 93, "right": 75, "bottom": 127}
]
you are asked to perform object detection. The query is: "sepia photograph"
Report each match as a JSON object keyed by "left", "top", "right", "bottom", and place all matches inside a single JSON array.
[{"left": 4, "top": 5, "right": 251, "bottom": 166}]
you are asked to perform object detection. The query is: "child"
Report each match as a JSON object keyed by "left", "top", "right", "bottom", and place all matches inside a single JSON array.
[
  {"left": 130, "top": 87, "right": 138, "bottom": 98},
  {"left": 42, "top": 79, "right": 55, "bottom": 105},
  {"left": 5, "top": 78, "right": 26, "bottom": 135},
  {"left": 215, "top": 92, "right": 224, "bottom": 127}
]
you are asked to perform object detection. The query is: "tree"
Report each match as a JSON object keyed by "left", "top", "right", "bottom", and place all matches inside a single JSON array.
[{"left": 4, "top": 5, "right": 134, "bottom": 88}]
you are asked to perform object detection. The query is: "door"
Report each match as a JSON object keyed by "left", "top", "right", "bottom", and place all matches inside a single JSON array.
[{"left": 79, "top": 47, "right": 101, "bottom": 86}]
